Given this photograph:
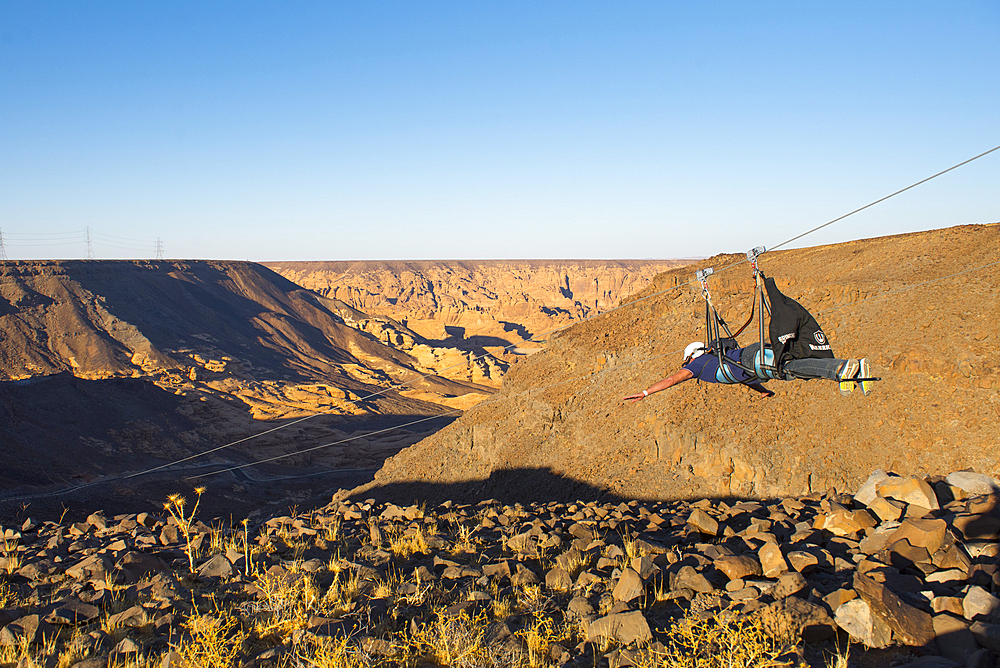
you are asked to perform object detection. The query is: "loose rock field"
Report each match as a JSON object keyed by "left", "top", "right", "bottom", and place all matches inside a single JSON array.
[{"left": 2, "top": 469, "right": 1000, "bottom": 667}]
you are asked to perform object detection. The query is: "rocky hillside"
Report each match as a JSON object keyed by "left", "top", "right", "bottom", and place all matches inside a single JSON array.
[
  {"left": 264, "top": 260, "right": 691, "bottom": 353},
  {"left": 364, "top": 223, "right": 1000, "bottom": 503},
  {"left": 2, "top": 469, "right": 1000, "bottom": 666},
  {"left": 0, "top": 261, "right": 502, "bottom": 515}
]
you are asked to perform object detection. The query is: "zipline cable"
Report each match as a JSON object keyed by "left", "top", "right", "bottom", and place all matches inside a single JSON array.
[
  {"left": 3, "top": 144, "right": 998, "bottom": 497},
  {"left": 185, "top": 249, "right": 1000, "bottom": 481},
  {"left": 769, "top": 145, "right": 1000, "bottom": 252},
  {"left": 36, "top": 140, "right": 1000, "bottom": 488}
]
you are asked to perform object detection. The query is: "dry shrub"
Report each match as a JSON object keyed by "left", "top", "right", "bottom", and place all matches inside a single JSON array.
[
  {"left": 385, "top": 523, "right": 429, "bottom": 559},
  {"left": 2, "top": 534, "right": 22, "bottom": 575},
  {"left": 0, "top": 578, "right": 17, "bottom": 607},
  {"left": 252, "top": 568, "right": 362, "bottom": 641},
  {"left": 295, "top": 635, "right": 373, "bottom": 668},
  {"left": 175, "top": 612, "right": 248, "bottom": 668},
  {"left": 410, "top": 609, "right": 525, "bottom": 668},
  {"left": 517, "top": 613, "right": 573, "bottom": 668},
  {"left": 632, "top": 609, "right": 790, "bottom": 668}
]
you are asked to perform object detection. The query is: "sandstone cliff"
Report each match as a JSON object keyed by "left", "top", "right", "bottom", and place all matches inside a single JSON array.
[
  {"left": 264, "top": 260, "right": 691, "bottom": 352},
  {"left": 364, "top": 224, "right": 1000, "bottom": 502}
]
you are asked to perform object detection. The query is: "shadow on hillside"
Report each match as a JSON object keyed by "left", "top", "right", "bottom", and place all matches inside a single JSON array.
[
  {"left": 0, "top": 372, "right": 202, "bottom": 490},
  {"left": 352, "top": 467, "right": 629, "bottom": 506},
  {"left": 347, "top": 467, "right": 841, "bottom": 509},
  {"left": 0, "top": 372, "right": 459, "bottom": 523}
]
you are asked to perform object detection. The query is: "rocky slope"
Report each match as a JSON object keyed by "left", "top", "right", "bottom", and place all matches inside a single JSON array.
[
  {"left": 264, "top": 260, "right": 691, "bottom": 353},
  {"left": 0, "top": 261, "right": 501, "bottom": 514},
  {"left": 2, "top": 469, "right": 999, "bottom": 666},
  {"left": 364, "top": 223, "right": 1000, "bottom": 503}
]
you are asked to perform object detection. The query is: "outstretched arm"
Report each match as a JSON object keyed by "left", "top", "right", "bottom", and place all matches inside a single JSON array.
[
  {"left": 747, "top": 381, "right": 775, "bottom": 398},
  {"left": 623, "top": 368, "right": 694, "bottom": 403}
]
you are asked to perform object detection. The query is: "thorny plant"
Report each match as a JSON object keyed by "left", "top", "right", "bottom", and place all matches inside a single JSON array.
[{"left": 163, "top": 487, "right": 207, "bottom": 574}]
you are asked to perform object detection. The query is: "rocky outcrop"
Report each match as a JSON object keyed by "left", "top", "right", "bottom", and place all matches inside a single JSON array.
[
  {"left": 367, "top": 223, "right": 1000, "bottom": 500},
  {"left": 265, "top": 260, "right": 691, "bottom": 351}
]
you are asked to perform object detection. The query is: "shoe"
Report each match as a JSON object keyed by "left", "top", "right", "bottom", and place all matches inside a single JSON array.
[
  {"left": 859, "top": 358, "right": 873, "bottom": 396},
  {"left": 839, "top": 359, "right": 859, "bottom": 396}
]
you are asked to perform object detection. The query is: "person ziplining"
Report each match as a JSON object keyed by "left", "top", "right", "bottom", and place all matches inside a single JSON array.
[{"left": 624, "top": 246, "right": 879, "bottom": 403}]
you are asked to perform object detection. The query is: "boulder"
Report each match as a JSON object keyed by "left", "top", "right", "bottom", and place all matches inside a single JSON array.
[
  {"left": 962, "top": 586, "right": 1000, "bottom": 622},
  {"left": 45, "top": 600, "right": 100, "bottom": 625},
  {"left": 853, "top": 571, "right": 934, "bottom": 646},
  {"left": 834, "top": 598, "right": 892, "bottom": 648},
  {"left": 510, "top": 565, "right": 540, "bottom": 586},
  {"left": 671, "top": 566, "right": 714, "bottom": 594},
  {"left": 567, "top": 596, "right": 595, "bottom": 618},
  {"left": 758, "top": 542, "right": 788, "bottom": 578},
  {"left": 952, "top": 514, "right": 1000, "bottom": 541},
  {"left": 887, "top": 518, "right": 948, "bottom": 555},
  {"left": 817, "top": 508, "right": 878, "bottom": 536},
  {"left": 715, "top": 555, "right": 761, "bottom": 581},
  {"left": 686, "top": 509, "right": 718, "bottom": 536},
  {"left": 855, "top": 470, "right": 892, "bottom": 506},
  {"left": 0, "top": 615, "right": 54, "bottom": 646},
  {"left": 761, "top": 597, "right": 836, "bottom": 643},
  {"left": 969, "top": 621, "right": 1000, "bottom": 654},
  {"left": 586, "top": 611, "right": 651, "bottom": 646},
  {"left": 545, "top": 568, "right": 573, "bottom": 592},
  {"left": 932, "top": 614, "right": 979, "bottom": 665},
  {"left": 786, "top": 551, "right": 818, "bottom": 573},
  {"left": 945, "top": 472, "right": 1000, "bottom": 496},
  {"left": 867, "top": 496, "right": 904, "bottom": 522},
  {"left": 612, "top": 569, "right": 645, "bottom": 602},
  {"left": 771, "top": 572, "right": 808, "bottom": 599},
  {"left": 197, "top": 554, "right": 233, "bottom": 579},
  {"left": 877, "top": 477, "right": 940, "bottom": 511}
]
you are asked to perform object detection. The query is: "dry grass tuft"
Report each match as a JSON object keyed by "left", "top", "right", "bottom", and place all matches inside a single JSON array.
[
  {"left": 2, "top": 534, "right": 22, "bottom": 576},
  {"left": 174, "top": 611, "right": 248, "bottom": 668},
  {"left": 632, "top": 608, "right": 790, "bottom": 668},
  {"left": 410, "top": 609, "right": 524, "bottom": 668}
]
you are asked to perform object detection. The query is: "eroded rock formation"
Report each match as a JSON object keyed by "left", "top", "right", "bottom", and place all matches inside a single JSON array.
[{"left": 264, "top": 260, "right": 691, "bottom": 353}]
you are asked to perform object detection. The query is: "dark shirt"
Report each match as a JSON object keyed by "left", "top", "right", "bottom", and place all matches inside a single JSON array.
[{"left": 683, "top": 348, "right": 753, "bottom": 384}]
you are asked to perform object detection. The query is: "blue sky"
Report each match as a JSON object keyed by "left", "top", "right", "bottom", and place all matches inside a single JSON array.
[{"left": 1, "top": 2, "right": 997, "bottom": 261}]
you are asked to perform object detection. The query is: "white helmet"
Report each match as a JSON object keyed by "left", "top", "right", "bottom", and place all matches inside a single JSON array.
[{"left": 683, "top": 341, "right": 706, "bottom": 363}]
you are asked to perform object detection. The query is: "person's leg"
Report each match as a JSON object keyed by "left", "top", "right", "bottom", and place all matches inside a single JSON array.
[
  {"left": 782, "top": 357, "right": 852, "bottom": 381},
  {"left": 739, "top": 343, "right": 761, "bottom": 368}
]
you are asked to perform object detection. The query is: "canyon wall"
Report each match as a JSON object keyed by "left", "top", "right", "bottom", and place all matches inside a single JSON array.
[{"left": 265, "top": 260, "right": 692, "bottom": 352}]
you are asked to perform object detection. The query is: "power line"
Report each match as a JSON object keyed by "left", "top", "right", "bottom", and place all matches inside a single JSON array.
[
  {"left": 85, "top": 227, "right": 93, "bottom": 260},
  {"left": 155, "top": 238, "right": 164, "bottom": 261},
  {"left": 0, "top": 229, "right": 7, "bottom": 261}
]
